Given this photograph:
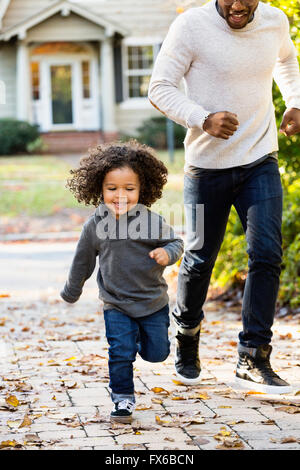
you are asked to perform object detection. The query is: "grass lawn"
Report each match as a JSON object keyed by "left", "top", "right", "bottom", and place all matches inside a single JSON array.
[{"left": 0, "top": 151, "right": 185, "bottom": 220}]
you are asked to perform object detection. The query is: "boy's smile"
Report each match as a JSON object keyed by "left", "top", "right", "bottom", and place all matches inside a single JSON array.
[{"left": 102, "top": 166, "right": 140, "bottom": 218}]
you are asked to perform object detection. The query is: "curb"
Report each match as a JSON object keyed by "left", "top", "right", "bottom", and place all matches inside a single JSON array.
[{"left": 0, "top": 231, "right": 80, "bottom": 242}]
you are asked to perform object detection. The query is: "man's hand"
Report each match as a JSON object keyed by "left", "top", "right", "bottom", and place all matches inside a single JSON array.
[
  {"left": 203, "top": 111, "right": 239, "bottom": 139},
  {"left": 279, "top": 108, "right": 300, "bottom": 137},
  {"left": 149, "top": 248, "right": 169, "bottom": 266}
]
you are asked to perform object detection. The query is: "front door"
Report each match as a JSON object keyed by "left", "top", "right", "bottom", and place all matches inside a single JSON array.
[{"left": 50, "top": 64, "right": 73, "bottom": 125}]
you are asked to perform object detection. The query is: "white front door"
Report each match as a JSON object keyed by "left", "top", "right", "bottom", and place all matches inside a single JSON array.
[
  {"left": 31, "top": 53, "right": 100, "bottom": 132},
  {"left": 45, "top": 60, "right": 79, "bottom": 130}
]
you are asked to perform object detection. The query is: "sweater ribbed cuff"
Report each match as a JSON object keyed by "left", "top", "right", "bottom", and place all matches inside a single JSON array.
[{"left": 187, "top": 107, "right": 211, "bottom": 130}]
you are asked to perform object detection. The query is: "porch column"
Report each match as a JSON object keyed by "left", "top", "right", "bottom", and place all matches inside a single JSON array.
[
  {"left": 16, "top": 40, "right": 31, "bottom": 121},
  {"left": 100, "top": 36, "right": 117, "bottom": 134}
]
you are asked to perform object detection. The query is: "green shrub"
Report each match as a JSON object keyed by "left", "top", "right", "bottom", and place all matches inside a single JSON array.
[
  {"left": 0, "top": 119, "right": 40, "bottom": 155},
  {"left": 136, "top": 116, "right": 186, "bottom": 149}
]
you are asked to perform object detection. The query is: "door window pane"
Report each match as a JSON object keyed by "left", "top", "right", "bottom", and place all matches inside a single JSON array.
[
  {"left": 31, "top": 62, "right": 40, "bottom": 101},
  {"left": 82, "top": 61, "right": 91, "bottom": 99},
  {"left": 51, "top": 65, "right": 73, "bottom": 124}
]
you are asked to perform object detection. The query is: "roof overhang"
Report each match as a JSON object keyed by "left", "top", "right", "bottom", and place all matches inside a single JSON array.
[
  {"left": 0, "top": 0, "right": 129, "bottom": 41},
  {"left": 0, "top": 0, "right": 11, "bottom": 29}
]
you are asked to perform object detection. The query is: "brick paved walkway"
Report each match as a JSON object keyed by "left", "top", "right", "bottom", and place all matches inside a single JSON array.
[{"left": 0, "top": 242, "right": 299, "bottom": 451}]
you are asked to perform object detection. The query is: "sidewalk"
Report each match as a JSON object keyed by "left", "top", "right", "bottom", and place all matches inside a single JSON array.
[{"left": 0, "top": 241, "right": 300, "bottom": 451}]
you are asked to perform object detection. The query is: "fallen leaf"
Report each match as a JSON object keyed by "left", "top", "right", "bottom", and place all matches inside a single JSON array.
[
  {"left": 151, "top": 387, "right": 170, "bottom": 395},
  {"left": 135, "top": 404, "right": 152, "bottom": 410},
  {"left": 216, "top": 438, "right": 244, "bottom": 449},
  {"left": 0, "top": 440, "right": 22, "bottom": 449},
  {"left": 245, "top": 390, "right": 266, "bottom": 395},
  {"left": 276, "top": 406, "right": 300, "bottom": 414},
  {"left": 6, "top": 395, "right": 19, "bottom": 407},
  {"left": 19, "top": 415, "right": 32, "bottom": 428},
  {"left": 281, "top": 437, "right": 299, "bottom": 444},
  {"left": 151, "top": 398, "right": 163, "bottom": 405},
  {"left": 7, "top": 420, "right": 21, "bottom": 429},
  {"left": 188, "top": 392, "right": 210, "bottom": 400},
  {"left": 172, "top": 379, "right": 187, "bottom": 386}
]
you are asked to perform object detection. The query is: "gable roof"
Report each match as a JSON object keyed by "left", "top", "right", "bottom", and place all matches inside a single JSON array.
[
  {"left": 0, "top": 0, "right": 130, "bottom": 40},
  {"left": 0, "top": 0, "right": 206, "bottom": 40}
]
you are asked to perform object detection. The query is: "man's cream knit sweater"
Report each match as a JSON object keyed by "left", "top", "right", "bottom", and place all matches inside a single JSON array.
[{"left": 148, "top": 1, "right": 300, "bottom": 169}]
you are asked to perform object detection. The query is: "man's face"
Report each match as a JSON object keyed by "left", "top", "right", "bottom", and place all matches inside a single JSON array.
[{"left": 218, "top": 0, "right": 259, "bottom": 29}]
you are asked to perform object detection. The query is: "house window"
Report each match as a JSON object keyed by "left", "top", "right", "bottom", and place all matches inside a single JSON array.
[
  {"left": 126, "top": 46, "right": 154, "bottom": 98},
  {"left": 82, "top": 61, "right": 91, "bottom": 99},
  {"left": 31, "top": 62, "right": 40, "bottom": 101}
]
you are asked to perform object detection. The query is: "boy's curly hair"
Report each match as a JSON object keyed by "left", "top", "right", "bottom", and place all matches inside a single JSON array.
[{"left": 67, "top": 140, "right": 168, "bottom": 207}]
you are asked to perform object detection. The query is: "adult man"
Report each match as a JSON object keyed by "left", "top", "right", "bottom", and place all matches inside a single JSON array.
[{"left": 148, "top": 0, "right": 300, "bottom": 393}]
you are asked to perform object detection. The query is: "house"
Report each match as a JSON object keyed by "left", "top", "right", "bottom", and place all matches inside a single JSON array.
[{"left": 0, "top": 0, "right": 203, "bottom": 152}]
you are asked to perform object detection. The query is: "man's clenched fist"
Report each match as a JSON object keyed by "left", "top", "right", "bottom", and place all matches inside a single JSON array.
[{"left": 203, "top": 111, "right": 239, "bottom": 139}]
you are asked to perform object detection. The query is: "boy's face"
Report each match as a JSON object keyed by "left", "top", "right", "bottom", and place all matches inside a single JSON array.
[{"left": 102, "top": 166, "right": 140, "bottom": 218}]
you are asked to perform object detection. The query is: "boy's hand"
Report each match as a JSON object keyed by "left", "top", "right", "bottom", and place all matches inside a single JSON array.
[{"left": 149, "top": 248, "right": 169, "bottom": 266}]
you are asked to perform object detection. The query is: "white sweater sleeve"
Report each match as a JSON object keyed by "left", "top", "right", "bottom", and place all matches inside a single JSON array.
[
  {"left": 273, "top": 13, "right": 300, "bottom": 110},
  {"left": 148, "top": 13, "right": 210, "bottom": 129}
]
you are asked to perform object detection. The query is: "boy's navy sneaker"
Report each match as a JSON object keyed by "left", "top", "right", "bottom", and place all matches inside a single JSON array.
[
  {"left": 235, "top": 344, "right": 292, "bottom": 394},
  {"left": 175, "top": 328, "right": 201, "bottom": 385},
  {"left": 110, "top": 399, "right": 135, "bottom": 424}
]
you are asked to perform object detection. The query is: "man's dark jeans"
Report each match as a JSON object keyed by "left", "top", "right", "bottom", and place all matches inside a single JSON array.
[
  {"left": 104, "top": 305, "right": 170, "bottom": 403},
  {"left": 173, "top": 157, "right": 283, "bottom": 348}
]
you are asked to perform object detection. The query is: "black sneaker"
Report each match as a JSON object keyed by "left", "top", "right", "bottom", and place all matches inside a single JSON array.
[
  {"left": 175, "top": 330, "right": 201, "bottom": 385},
  {"left": 110, "top": 399, "right": 135, "bottom": 424},
  {"left": 235, "top": 344, "right": 292, "bottom": 394}
]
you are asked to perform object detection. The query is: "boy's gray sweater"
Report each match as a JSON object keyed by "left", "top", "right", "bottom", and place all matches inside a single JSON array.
[{"left": 60, "top": 204, "right": 184, "bottom": 318}]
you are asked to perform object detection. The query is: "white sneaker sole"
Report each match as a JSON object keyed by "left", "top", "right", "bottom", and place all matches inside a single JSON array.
[
  {"left": 175, "top": 370, "right": 201, "bottom": 386},
  {"left": 235, "top": 376, "right": 292, "bottom": 394}
]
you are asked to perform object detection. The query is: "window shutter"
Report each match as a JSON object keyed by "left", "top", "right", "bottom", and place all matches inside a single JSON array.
[{"left": 113, "top": 35, "right": 123, "bottom": 103}]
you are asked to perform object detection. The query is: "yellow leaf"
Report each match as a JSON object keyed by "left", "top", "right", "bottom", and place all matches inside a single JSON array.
[
  {"left": 172, "top": 379, "right": 186, "bottom": 386},
  {"left": 221, "top": 430, "right": 232, "bottom": 437},
  {"left": 245, "top": 390, "right": 266, "bottom": 395},
  {"left": 218, "top": 406, "right": 232, "bottom": 409},
  {"left": 19, "top": 415, "right": 32, "bottom": 428},
  {"left": 189, "top": 392, "right": 210, "bottom": 400},
  {"left": 0, "top": 440, "right": 20, "bottom": 449},
  {"left": 171, "top": 396, "right": 186, "bottom": 401},
  {"left": 155, "top": 415, "right": 170, "bottom": 425},
  {"left": 6, "top": 395, "right": 19, "bottom": 407},
  {"left": 64, "top": 356, "right": 77, "bottom": 361},
  {"left": 151, "top": 387, "right": 170, "bottom": 395}
]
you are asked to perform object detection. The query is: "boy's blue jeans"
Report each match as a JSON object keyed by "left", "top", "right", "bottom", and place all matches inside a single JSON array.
[
  {"left": 173, "top": 157, "right": 283, "bottom": 348},
  {"left": 104, "top": 304, "right": 170, "bottom": 403}
]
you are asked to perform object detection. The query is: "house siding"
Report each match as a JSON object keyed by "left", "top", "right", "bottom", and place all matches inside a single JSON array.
[
  {"left": 1, "top": 0, "right": 53, "bottom": 31},
  {"left": 115, "top": 104, "right": 159, "bottom": 136},
  {"left": 0, "top": 41, "right": 16, "bottom": 118},
  {"left": 26, "top": 12, "right": 105, "bottom": 43}
]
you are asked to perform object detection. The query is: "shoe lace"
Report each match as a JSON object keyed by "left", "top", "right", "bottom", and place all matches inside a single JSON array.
[{"left": 117, "top": 399, "right": 135, "bottom": 412}]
